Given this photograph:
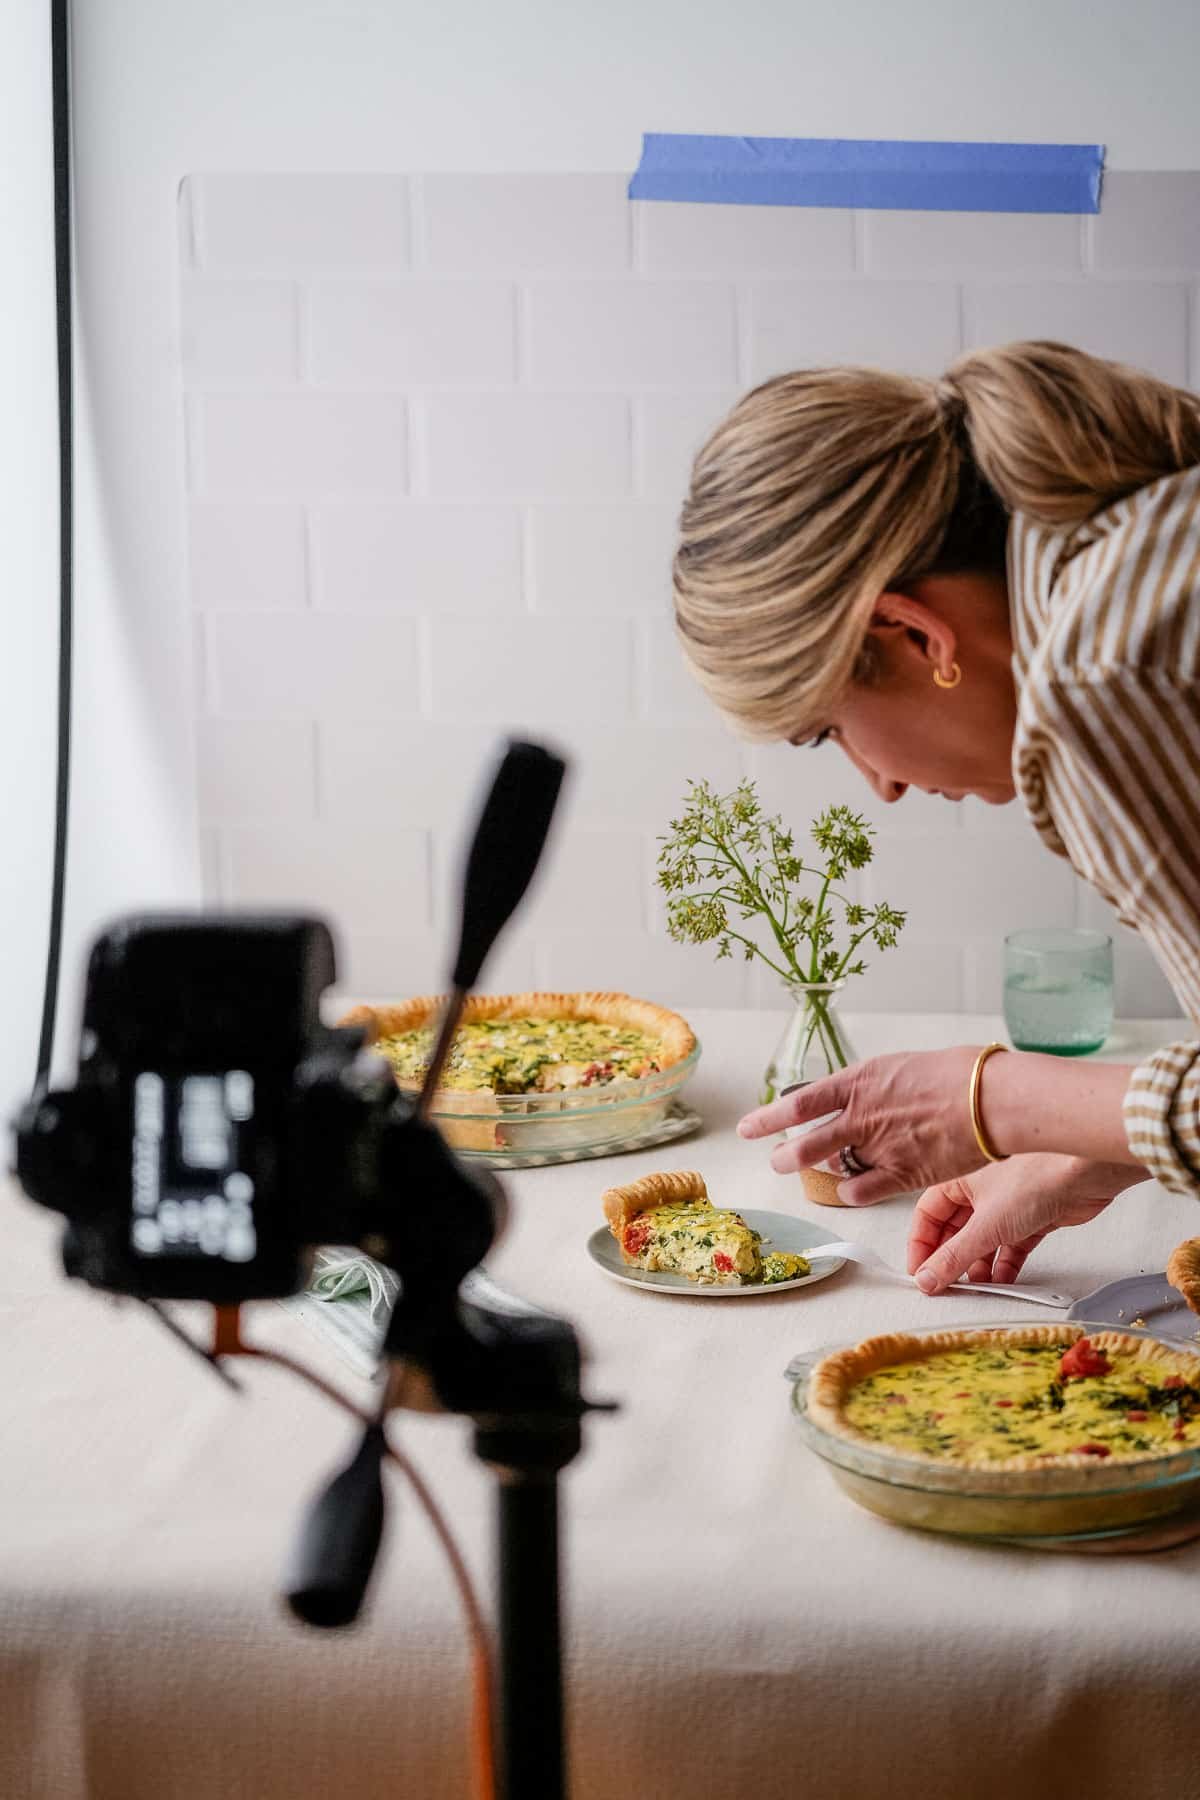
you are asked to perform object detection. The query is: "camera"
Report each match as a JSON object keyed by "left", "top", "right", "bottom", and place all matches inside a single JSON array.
[{"left": 15, "top": 912, "right": 500, "bottom": 1308}]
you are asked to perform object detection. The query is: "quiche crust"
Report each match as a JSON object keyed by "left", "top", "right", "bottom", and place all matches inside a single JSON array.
[
  {"left": 1167, "top": 1236, "right": 1200, "bottom": 1317},
  {"left": 601, "top": 1168, "right": 708, "bottom": 1234},
  {"left": 806, "top": 1324, "right": 1200, "bottom": 1473}
]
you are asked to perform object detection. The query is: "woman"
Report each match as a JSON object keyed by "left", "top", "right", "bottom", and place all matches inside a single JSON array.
[{"left": 674, "top": 341, "right": 1200, "bottom": 1293}]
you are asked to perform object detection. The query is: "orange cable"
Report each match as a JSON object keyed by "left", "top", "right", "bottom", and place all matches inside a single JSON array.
[{"left": 219, "top": 1324, "right": 497, "bottom": 1800}]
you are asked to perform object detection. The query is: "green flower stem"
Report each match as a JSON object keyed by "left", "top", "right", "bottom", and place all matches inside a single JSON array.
[
  {"left": 772, "top": 859, "right": 860, "bottom": 907},
  {"left": 822, "top": 1002, "right": 851, "bottom": 1068},
  {"left": 677, "top": 886, "right": 804, "bottom": 983},
  {"left": 794, "top": 989, "right": 850, "bottom": 1071},
  {"left": 808, "top": 871, "right": 834, "bottom": 982},
  {"left": 698, "top": 831, "right": 803, "bottom": 982},
  {"left": 682, "top": 848, "right": 858, "bottom": 916},
  {"left": 830, "top": 925, "right": 877, "bottom": 984},
  {"left": 768, "top": 826, "right": 791, "bottom": 936},
  {"left": 722, "top": 929, "right": 793, "bottom": 984}
]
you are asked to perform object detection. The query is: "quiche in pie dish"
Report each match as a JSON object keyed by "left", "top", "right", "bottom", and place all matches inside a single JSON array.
[
  {"left": 338, "top": 992, "right": 698, "bottom": 1154},
  {"left": 602, "top": 1169, "right": 811, "bottom": 1287},
  {"left": 795, "top": 1323, "right": 1200, "bottom": 1538},
  {"left": 807, "top": 1325, "right": 1200, "bottom": 1468}
]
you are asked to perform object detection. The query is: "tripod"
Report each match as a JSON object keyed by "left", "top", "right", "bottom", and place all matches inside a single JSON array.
[
  {"left": 285, "top": 1110, "right": 610, "bottom": 1800},
  {"left": 424, "top": 1278, "right": 603, "bottom": 1796},
  {"left": 477, "top": 1347, "right": 584, "bottom": 1796}
]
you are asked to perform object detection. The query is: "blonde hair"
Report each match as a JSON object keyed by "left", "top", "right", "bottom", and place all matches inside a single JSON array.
[{"left": 673, "top": 341, "right": 1200, "bottom": 741}]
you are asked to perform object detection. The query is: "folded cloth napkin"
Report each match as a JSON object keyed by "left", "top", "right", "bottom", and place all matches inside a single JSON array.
[
  {"left": 278, "top": 1247, "right": 400, "bottom": 1375},
  {"left": 289, "top": 1249, "right": 554, "bottom": 1375},
  {"left": 308, "top": 1246, "right": 399, "bottom": 1317}
]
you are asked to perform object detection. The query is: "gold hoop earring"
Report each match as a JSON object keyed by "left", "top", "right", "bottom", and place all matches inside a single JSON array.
[{"left": 932, "top": 661, "right": 962, "bottom": 690}]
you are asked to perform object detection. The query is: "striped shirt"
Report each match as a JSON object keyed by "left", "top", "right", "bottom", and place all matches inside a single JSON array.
[{"left": 1009, "top": 463, "right": 1200, "bottom": 1195}]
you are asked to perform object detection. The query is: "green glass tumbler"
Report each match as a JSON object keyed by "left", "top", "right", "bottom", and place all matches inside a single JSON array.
[{"left": 1002, "top": 928, "right": 1113, "bottom": 1055}]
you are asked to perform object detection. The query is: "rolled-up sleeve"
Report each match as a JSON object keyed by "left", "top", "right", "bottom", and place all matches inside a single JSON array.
[{"left": 1125, "top": 1042, "right": 1200, "bottom": 1196}]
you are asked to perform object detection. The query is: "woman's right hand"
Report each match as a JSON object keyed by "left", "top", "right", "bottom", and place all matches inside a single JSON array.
[{"left": 907, "top": 1153, "right": 1139, "bottom": 1295}]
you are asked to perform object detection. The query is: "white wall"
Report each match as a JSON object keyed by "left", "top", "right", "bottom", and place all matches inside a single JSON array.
[
  {"left": 15, "top": 0, "right": 1200, "bottom": 1115},
  {"left": 79, "top": 0, "right": 1200, "bottom": 176}
]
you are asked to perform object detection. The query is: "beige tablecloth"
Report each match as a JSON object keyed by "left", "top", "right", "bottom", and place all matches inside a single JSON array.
[{"left": 3, "top": 1011, "right": 1199, "bottom": 1800}]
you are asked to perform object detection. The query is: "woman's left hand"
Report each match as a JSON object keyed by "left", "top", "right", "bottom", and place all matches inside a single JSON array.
[
  {"left": 907, "top": 1153, "right": 1129, "bottom": 1293},
  {"left": 737, "top": 1046, "right": 990, "bottom": 1205}
]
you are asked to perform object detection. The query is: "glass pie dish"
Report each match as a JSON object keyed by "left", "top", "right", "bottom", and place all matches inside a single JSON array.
[
  {"left": 422, "top": 1040, "right": 702, "bottom": 1159},
  {"left": 788, "top": 1319, "right": 1200, "bottom": 1544}
]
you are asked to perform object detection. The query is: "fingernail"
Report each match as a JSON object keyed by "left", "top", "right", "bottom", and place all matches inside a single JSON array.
[
  {"left": 737, "top": 1119, "right": 752, "bottom": 1137},
  {"left": 915, "top": 1269, "right": 939, "bottom": 1295},
  {"left": 769, "top": 1148, "right": 790, "bottom": 1173}
]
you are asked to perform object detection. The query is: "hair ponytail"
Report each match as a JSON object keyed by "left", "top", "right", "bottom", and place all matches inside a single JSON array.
[
  {"left": 947, "top": 340, "right": 1200, "bottom": 527},
  {"left": 673, "top": 341, "right": 1200, "bottom": 740}
]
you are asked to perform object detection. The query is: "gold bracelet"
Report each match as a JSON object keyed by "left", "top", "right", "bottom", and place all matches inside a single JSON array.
[{"left": 969, "top": 1041, "right": 1010, "bottom": 1163}]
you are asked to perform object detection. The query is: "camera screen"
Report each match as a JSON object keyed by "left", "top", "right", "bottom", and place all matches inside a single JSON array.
[{"left": 131, "top": 1070, "right": 258, "bottom": 1263}]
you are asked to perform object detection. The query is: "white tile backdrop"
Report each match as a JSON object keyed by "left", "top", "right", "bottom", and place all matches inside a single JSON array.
[{"left": 181, "top": 171, "right": 1200, "bottom": 1016}]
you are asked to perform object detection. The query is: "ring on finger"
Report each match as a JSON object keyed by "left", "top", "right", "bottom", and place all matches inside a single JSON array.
[{"left": 838, "top": 1145, "right": 870, "bottom": 1179}]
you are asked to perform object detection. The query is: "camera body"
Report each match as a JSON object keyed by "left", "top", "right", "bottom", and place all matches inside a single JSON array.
[{"left": 15, "top": 913, "right": 498, "bottom": 1306}]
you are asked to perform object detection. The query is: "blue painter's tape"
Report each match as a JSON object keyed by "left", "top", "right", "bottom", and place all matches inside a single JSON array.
[{"left": 628, "top": 134, "right": 1104, "bottom": 214}]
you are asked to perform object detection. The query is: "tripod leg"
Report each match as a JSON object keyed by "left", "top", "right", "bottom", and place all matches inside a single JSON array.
[{"left": 496, "top": 1469, "right": 565, "bottom": 1799}]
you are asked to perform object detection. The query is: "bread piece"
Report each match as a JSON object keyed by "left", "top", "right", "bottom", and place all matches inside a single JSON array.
[{"left": 1167, "top": 1237, "right": 1200, "bottom": 1317}]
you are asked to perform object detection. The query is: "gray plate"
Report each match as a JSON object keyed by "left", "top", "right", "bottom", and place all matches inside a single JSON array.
[
  {"left": 1067, "top": 1271, "right": 1199, "bottom": 1340},
  {"left": 587, "top": 1209, "right": 847, "bottom": 1297}
]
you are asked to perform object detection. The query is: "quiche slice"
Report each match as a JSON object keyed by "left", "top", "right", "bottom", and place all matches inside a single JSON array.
[
  {"left": 601, "top": 1169, "right": 810, "bottom": 1287},
  {"left": 806, "top": 1325, "right": 1200, "bottom": 1470},
  {"left": 338, "top": 991, "right": 697, "bottom": 1151}
]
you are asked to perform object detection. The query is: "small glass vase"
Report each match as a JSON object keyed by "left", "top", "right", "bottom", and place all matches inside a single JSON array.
[{"left": 762, "top": 981, "right": 857, "bottom": 1208}]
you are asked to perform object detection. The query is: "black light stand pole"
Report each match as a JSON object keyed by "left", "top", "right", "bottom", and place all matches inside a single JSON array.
[
  {"left": 477, "top": 1407, "right": 582, "bottom": 1799},
  {"left": 39, "top": 0, "right": 75, "bottom": 1086},
  {"left": 432, "top": 736, "right": 577, "bottom": 1793},
  {"left": 497, "top": 1475, "right": 563, "bottom": 1778}
]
